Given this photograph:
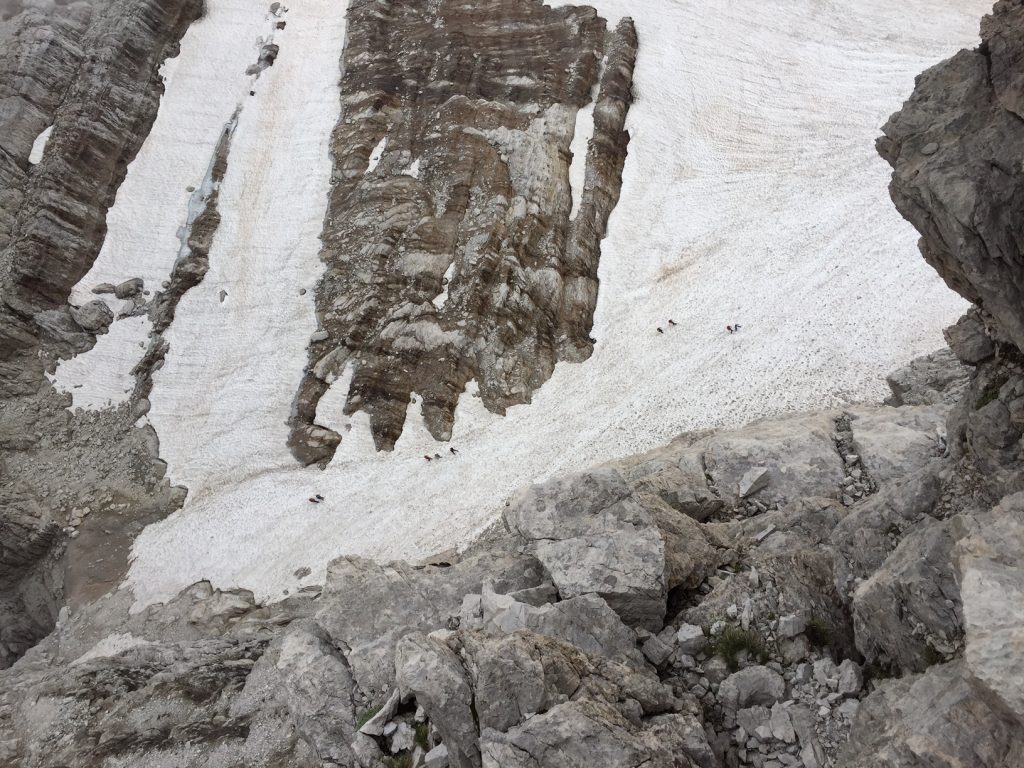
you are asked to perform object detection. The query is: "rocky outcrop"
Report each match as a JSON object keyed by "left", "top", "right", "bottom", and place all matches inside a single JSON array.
[
  {"left": 879, "top": 0, "right": 1024, "bottom": 355},
  {"left": 288, "top": 0, "right": 637, "bottom": 458}
]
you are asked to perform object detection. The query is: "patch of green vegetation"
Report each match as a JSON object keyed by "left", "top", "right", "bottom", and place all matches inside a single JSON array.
[
  {"left": 976, "top": 373, "right": 1009, "bottom": 410},
  {"left": 355, "top": 704, "right": 383, "bottom": 730},
  {"left": 414, "top": 723, "right": 430, "bottom": 752},
  {"left": 710, "top": 627, "right": 768, "bottom": 671},
  {"left": 383, "top": 755, "right": 413, "bottom": 768},
  {"left": 804, "top": 617, "right": 832, "bottom": 649}
]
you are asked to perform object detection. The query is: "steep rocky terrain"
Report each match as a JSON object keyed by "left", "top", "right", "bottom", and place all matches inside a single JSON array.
[{"left": 2, "top": 1, "right": 1023, "bottom": 767}]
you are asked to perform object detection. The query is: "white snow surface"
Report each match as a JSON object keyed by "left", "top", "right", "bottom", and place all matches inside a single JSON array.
[
  {"left": 124, "top": 0, "right": 987, "bottom": 607},
  {"left": 49, "top": 315, "right": 152, "bottom": 410},
  {"left": 29, "top": 125, "right": 52, "bottom": 165}
]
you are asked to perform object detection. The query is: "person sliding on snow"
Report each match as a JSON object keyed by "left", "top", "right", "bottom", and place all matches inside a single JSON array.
[
  {"left": 727, "top": 325, "right": 734, "bottom": 333},
  {"left": 657, "top": 327, "right": 664, "bottom": 334},
  {"left": 668, "top": 319, "right": 677, "bottom": 326}
]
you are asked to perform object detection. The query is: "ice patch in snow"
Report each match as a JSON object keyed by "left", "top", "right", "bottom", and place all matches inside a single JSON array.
[
  {"left": 568, "top": 103, "right": 594, "bottom": 220},
  {"left": 127, "top": 0, "right": 989, "bottom": 608},
  {"left": 366, "top": 135, "right": 387, "bottom": 173},
  {"left": 403, "top": 157, "right": 421, "bottom": 178},
  {"left": 29, "top": 125, "right": 52, "bottom": 165},
  {"left": 49, "top": 316, "right": 152, "bottom": 410},
  {"left": 432, "top": 262, "right": 456, "bottom": 309}
]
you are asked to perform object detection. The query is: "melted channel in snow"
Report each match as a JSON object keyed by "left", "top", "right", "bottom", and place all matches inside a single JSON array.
[{"left": 128, "top": 0, "right": 988, "bottom": 608}]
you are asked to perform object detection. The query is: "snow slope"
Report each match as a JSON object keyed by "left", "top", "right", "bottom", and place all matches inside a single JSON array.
[{"left": 119, "top": 0, "right": 986, "bottom": 607}]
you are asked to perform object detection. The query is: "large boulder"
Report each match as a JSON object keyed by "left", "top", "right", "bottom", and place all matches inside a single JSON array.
[
  {"left": 505, "top": 469, "right": 722, "bottom": 631},
  {"left": 316, "top": 552, "right": 545, "bottom": 696},
  {"left": 702, "top": 412, "right": 845, "bottom": 507},
  {"left": 831, "top": 462, "right": 945, "bottom": 599},
  {"left": 884, "top": 348, "right": 970, "bottom": 406},
  {"left": 846, "top": 406, "right": 946, "bottom": 489}
]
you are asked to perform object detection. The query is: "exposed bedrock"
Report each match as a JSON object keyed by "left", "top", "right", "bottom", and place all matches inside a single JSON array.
[
  {"left": 5, "top": 370, "right": 1022, "bottom": 767},
  {"left": 0, "top": 0, "right": 202, "bottom": 396},
  {"left": 289, "top": 0, "right": 637, "bottom": 459},
  {"left": 0, "top": 0, "right": 203, "bottom": 668}
]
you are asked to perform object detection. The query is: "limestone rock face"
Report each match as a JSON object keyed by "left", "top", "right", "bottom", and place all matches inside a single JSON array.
[
  {"left": 879, "top": 0, "right": 1024, "bottom": 354},
  {"left": 289, "top": 0, "right": 638, "bottom": 457}
]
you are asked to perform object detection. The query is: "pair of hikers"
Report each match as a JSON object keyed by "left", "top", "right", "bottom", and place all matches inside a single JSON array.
[
  {"left": 656, "top": 319, "right": 678, "bottom": 334},
  {"left": 308, "top": 494, "right": 325, "bottom": 504},
  {"left": 727, "top": 323, "right": 743, "bottom": 333}
]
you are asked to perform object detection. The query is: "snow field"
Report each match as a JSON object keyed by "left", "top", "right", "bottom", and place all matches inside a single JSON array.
[{"left": 122, "top": 0, "right": 988, "bottom": 607}]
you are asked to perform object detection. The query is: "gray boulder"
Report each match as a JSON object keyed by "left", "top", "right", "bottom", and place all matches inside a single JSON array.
[
  {"left": 702, "top": 411, "right": 846, "bottom": 507},
  {"left": 846, "top": 405, "right": 946, "bottom": 489},
  {"left": 852, "top": 516, "right": 967, "bottom": 671},
  {"left": 717, "top": 666, "right": 786, "bottom": 712},
  {"left": 68, "top": 300, "right": 113, "bottom": 333},
  {"left": 316, "top": 552, "right": 545, "bottom": 695},
  {"left": 944, "top": 311, "right": 995, "bottom": 365}
]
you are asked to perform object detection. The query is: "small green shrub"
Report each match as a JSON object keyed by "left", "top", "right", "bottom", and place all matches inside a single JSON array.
[
  {"left": 383, "top": 755, "right": 413, "bottom": 768},
  {"left": 711, "top": 627, "right": 768, "bottom": 671},
  {"left": 355, "top": 704, "right": 382, "bottom": 730},
  {"left": 414, "top": 723, "right": 430, "bottom": 751}
]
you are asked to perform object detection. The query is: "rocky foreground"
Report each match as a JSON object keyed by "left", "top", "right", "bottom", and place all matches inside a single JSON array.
[{"left": 3, "top": 1, "right": 1024, "bottom": 768}]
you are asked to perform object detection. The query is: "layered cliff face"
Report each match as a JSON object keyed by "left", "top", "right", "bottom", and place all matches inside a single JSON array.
[{"left": 290, "top": 0, "right": 637, "bottom": 457}]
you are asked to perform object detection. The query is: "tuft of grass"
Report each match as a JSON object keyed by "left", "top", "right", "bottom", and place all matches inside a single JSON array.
[
  {"left": 710, "top": 627, "right": 768, "bottom": 671},
  {"left": 355, "top": 704, "right": 383, "bottom": 730},
  {"left": 804, "top": 617, "right": 832, "bottom": 649},
  {"left": 414, "top": 723, "right": 430, "bottom": 751},
  {"left": 384, "top": 755, "right": 413, "bottom": 768}
]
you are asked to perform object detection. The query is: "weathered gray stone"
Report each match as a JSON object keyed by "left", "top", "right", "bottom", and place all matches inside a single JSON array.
[
  {"left": 837, "top": 660, "right": 863, "bottom": 698},
  {"left": 676, "top": 623, "right": 708, "bottom": 655},
  {"left": 68, "top": 300, "right": 113, "bottom": 333},
  {"left": 504, "top": 469, "right": 668, "bottom": 630},
  {"left": 113, "top": 277, "right": 144, "bottom": 299},
  {"left": 944, "top": 311, "right": 995, "bottom": 365},
  {"left": 479, "top": 585, "right": 645, "bottom": 668},
  {"left": 852, "top": 516, "right": 967, "bottom": 671},
  {"left": 703, "top": 412, "right": 846, "bottom": 507},
  {"left": 718, "top": 666, "right": 786, "bottom": 712},
  {"left": 955, "top": 493, "right": 1024, "bottom": 725},
  {"left": 841, "top": 661, "right": 1024, "bottom": 768},
  {"left": 847, "top": 405, "right": 945, "bottom": 489},
  {"left": 396, "top": 633, "right": 480, "bottom": 768},
  {"left": 885, "top": 347, "right": 970, "bottom": 407}
]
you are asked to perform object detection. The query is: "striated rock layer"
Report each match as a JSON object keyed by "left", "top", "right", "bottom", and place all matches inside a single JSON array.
[{"left": 289, "top": 0, "right": 637, "bottom": 458}]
